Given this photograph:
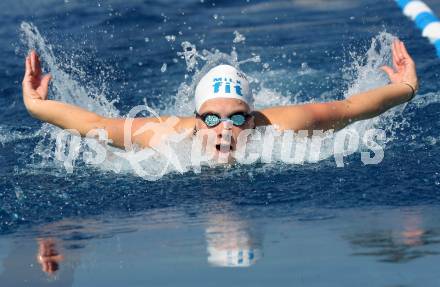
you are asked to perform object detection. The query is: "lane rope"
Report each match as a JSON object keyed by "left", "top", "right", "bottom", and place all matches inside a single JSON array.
[{"left": 396, "top": 0, "right": 440, "bottom": 57}]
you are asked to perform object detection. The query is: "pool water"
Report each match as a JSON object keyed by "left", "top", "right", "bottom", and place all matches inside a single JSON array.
[{"left": 0, "top": 0, "right": 440, "bottom": 286}]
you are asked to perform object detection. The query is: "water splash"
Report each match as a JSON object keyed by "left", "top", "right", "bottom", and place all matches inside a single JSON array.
[
  {"left": 20, "top": 22, "right": 123, "bottom": 173},
  {"left": 20, "top": 22, "right": 119, "bottom": 116},
  {"left": 17, "top": 23, "right": 435, "bottom": 181},
  {"left": 341, "top": 32, "right": 411, "bottom": 143}
]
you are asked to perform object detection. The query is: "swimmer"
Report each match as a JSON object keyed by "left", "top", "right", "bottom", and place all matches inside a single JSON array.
[{"left": 22, "top": 40, "right": 418, "bottom": 160}]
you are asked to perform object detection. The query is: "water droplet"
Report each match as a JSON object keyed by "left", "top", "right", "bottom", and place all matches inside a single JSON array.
[
  {"left": 233, "top": 31, "right": 246, "bottom": 44},
  {"left": 165, "top": 35, "right": 176, "bottom": 42},
  {"left": 161, "top": 63, "right": 167, "bottom": 73}
]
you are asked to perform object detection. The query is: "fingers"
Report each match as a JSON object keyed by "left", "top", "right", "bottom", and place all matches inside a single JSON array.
[
  {"left": 34, "top": 51, "right": 42, "bottom": 74},
  {"left": 40, "top": 74, "right": 52, "bottom": 100},
  {"left": 399, "top": 41, "right": 408, "bottom": 57},
  {"left": 22, "top": 56, "right": 34, "bottom": 92},
  {"left": 393, "top": 39, "right": 410, "bottom": 72},
  {"left": 25, "top": 56, "right": 31, "bottom": 76},
  {"left": 30, "top": 50, "right": 42, "bottom": 78},
  {"left": 392, "top": 41, "right": 399, "bottom": 69},
  {"left": 399, "top": 41, "right": 415, "bottom": 64},
  {"left": 30, "top": 50, "right": 36, "bottom": 75},
  {"left": 24, "top": 56, "right": 32, "bottom": 83},
  {"left": 395, "top": 40, "right": 403, "bottom": 60}
]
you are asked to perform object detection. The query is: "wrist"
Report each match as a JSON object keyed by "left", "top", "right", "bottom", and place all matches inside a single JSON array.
[
  {"left": 24, "top": 97, "right": 45, "bottom": 118},
  {"left": 400, "top": 82, "right": 417, "bottom": 100}
]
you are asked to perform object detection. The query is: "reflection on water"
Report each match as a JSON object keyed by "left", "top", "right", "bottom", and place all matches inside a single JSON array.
[
  {"left": 0, "top": 237, "right": 76, "bottom": 286},
  {"left": 348, "top": 230, "right": 440, "bottom": 263},
  {"left": 205, "top": 212, "right": 263, "bottom": 267},
  {"left": 346, "top": 212, "right": 440, "bottom": 263},
  {"left": 1, "top": 207, "right": 440, "bottom": 285},
  {"left": 0, "top": 207, "right": 265, "bottom": 285},
  {"left": 37, "top": 238, "right": 64, "bottom": 275}
]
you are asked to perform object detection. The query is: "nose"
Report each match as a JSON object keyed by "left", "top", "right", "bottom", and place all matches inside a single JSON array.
[
  {"left": 221, "top": 120, "right": 233, "bottom": 130},
  {"left": 213, "top": 120, "right": 233, "bottom": 141}
]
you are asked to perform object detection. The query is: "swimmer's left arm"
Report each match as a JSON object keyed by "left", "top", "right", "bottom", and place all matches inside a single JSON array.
[{"left": 259, "top": 39, "right": 418, "bottom": 132}]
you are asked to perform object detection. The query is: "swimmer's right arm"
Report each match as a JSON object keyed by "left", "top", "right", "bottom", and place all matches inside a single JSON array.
[{"left": 22, "top": 51, "right": 195, "bottom": 149}]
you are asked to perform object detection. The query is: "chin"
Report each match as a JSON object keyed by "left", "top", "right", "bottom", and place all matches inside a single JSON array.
[{"left": 213, "top": 149, "right": 235, "bottom": 164}]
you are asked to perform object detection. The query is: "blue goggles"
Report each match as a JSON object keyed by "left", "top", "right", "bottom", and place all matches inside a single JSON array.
[{"left": 195, "top": 112, "right": 250, "bottom": 128}]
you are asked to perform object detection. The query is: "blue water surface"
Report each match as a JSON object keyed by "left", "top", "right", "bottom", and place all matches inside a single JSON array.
[{"left": 0, "top": 0, "right": 440, "bottom": 286}]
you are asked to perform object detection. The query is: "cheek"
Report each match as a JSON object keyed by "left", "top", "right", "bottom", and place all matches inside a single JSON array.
[
  {"left": 231, "top": 127, "right": 245, "bottom": 143},
  {"left": 240, "top": 121, "right": 254, "bottom": 131},
  {"left": 196, "top": 120, "right": 206, "bottom": 130},
  {"left": 247, "top": 117, "right": 255, "bottom": 129},
  {"left": 231, "top": 119, "right": 254, "bottom": 143}
]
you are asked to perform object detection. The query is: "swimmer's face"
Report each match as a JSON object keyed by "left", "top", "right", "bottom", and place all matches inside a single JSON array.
[{"left": 196, "top": 98, "right": 254, "bottom": 161}]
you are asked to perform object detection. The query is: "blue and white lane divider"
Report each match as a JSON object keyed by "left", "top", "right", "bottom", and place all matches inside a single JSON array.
[{"left": 396, "top": 0, "right": 440, "bottom": 57}]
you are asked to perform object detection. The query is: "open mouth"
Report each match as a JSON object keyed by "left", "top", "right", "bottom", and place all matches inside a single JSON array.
[{"left": 215, "top": 144, "right": 233, "bottom": 152}]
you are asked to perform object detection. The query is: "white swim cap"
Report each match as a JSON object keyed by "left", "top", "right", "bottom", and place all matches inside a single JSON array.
[
  {"left": 194, "top": 64, "right": 252, "bottom": 113},
  {"left": 207, "top": 246, "right": 261, "bottom": 267}
]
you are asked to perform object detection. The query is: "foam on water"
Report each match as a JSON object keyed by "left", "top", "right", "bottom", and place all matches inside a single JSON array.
[
  {"left": 0, "top": 126, "right": 39, "bottom": 146},
  {"left": 17, "top": 22, "right": 437, "bottom": 181}
]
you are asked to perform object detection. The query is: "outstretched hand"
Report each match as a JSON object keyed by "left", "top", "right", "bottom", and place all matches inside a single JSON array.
[
  {"left": 22, "top": 50, "right": 52, "bottom": 101},
  {"left": 381, "top": 40, "right": 418, "bottom": 91}
]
